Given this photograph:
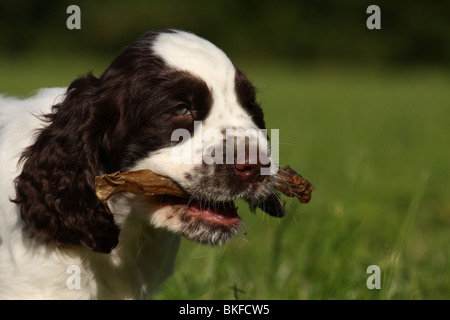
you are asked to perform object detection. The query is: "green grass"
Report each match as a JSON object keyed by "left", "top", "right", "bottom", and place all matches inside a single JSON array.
[
  {"left": 2, "top": 54, "right": 450, "bottom": 299},
  {"left": 157, "top": 65, "right": 450, "bottom": 300}
]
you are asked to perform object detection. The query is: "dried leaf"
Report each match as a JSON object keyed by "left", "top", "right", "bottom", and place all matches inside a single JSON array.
[
  {"left": 274, "top": 166, "right": 314, "bottom": 204},
  {"left": 95, "top": 169, "right": 189, "bottom": 202}
]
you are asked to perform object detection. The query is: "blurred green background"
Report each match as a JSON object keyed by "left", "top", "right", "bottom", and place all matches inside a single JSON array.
[{"left": 1, "top": 0, "right": 449, "bottom": 299}]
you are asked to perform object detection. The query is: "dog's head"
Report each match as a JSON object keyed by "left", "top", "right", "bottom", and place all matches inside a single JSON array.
[{"left": 14, "top": 30, "right": 282, "bottom": 252}]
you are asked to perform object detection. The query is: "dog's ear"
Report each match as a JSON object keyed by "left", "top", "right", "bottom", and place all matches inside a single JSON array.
[{"left": 12, "top": 74, "right": 120, "bottom": 253}]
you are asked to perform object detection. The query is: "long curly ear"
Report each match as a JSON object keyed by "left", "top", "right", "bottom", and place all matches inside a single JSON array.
[{"left": 12, "top": 74, "right": 120, "bottom": 253}]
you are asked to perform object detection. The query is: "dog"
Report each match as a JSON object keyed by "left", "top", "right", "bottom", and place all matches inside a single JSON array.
[{"left": 0, "top": 30, "right": 281, "bottom": 299}]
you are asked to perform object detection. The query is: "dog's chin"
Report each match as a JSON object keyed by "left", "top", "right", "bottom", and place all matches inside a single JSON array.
[{"left": 145, "top": 195, "right": 242, "bottom": 246}]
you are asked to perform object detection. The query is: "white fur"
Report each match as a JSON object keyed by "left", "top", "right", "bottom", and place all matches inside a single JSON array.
[{"left": 0, "top": 89, "right": 180, "bottom": 299}]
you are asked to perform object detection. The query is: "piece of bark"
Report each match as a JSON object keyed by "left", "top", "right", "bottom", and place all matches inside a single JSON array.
[
  {"left": 95, "top": 169, "right": 189, "bottom": 202},
  {"left": 256, "top": 166, "right": 314, "bottom": 217},
  {"left": 95, "top": 166, "right": 314, "bottom": 206},
  {"left": 274, "top": 166, "right": 314, "bottom": 204}
]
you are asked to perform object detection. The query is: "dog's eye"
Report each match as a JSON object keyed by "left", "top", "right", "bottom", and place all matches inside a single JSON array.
[{"left": 173, "top": 104, "right": 192, "bottom": 116}]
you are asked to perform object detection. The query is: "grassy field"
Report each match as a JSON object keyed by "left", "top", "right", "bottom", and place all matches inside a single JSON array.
[{"left": 1, "top": 54, "right": 449, "bottom": 299}]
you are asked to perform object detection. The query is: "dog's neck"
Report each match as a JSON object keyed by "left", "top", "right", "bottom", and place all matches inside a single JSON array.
[{"left": 83, "top": 195, "right": 181, "bottom": 299}]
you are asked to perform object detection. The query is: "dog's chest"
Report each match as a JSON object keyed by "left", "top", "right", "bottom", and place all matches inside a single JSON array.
[{"left": 84, "top": 226, "right": 181, "bottom": 299}]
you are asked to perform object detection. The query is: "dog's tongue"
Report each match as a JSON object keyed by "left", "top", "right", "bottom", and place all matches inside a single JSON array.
[{"left": 187, "top": 200, "right": 240, "bottom": 226}]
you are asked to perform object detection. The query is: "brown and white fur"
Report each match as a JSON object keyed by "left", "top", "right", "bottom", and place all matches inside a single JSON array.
[{"left": 0, "top": 30, "right": 279, "bottom": 299}]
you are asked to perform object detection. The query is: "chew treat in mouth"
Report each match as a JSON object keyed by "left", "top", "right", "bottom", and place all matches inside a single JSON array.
[
  {"left": 254, "top": 166, "right": 315, "bottom": 218},
  {"left": 95, "top": 169, "right": 189, "bottom": 202},
  {"left": 95, "top": 166, "right": 314, "bottom": 205},
  {"left": 95, "top": 167, "right": 313, "bottom": 242},
  {"left": 274, "top": 166, "right": 315, "bottom": 204}
]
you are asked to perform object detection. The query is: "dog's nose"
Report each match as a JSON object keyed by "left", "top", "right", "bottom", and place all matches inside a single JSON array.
[{"left": 234, "top": 153, "right": 267, "bottom": 182}]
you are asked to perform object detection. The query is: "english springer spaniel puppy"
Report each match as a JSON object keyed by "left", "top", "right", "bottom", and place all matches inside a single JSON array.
[{"left": 0, "top": 30, "right": 280, "bottom": 299}]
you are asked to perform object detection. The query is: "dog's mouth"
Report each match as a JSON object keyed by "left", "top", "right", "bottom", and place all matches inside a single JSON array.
[
  {"left": 185, "top": 200, "right": 240, "bottom": 226},
  {"left": 96, "top": 167, "right": 314, "bottom": 245},
  {"left": 159, "top": 195, "right": 240, "bottom": 227},
  {"left": 150, "top": 194, "right": 242, "bottom": 245}
]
